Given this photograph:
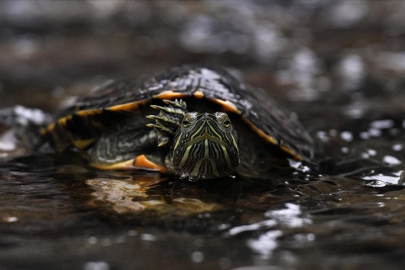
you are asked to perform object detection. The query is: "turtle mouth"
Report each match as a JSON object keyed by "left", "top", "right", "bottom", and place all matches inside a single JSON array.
[{"left": 178, "top": 138, "right": 236, "bottom": 180}]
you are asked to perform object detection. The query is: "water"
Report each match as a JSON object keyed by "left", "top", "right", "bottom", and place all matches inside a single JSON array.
[
  {"left": 1, "top": 1, "right": 405, "bottom": 270},
  {"left": 1, "top": 119, "right": 405, "bottom": 270}
]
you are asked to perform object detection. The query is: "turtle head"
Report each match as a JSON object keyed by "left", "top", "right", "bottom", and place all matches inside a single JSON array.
[{"left": 168, "top": 112, "right": 240, "bottom": 181}]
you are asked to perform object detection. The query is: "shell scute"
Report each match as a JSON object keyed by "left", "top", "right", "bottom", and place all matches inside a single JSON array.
[{"left": 47, "top": 65, "right": 314, "bottom": 162}]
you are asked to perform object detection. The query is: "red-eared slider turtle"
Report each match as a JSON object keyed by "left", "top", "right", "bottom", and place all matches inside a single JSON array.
[{"left": 39, "top": 65, "right": 314, "bottom": 181}]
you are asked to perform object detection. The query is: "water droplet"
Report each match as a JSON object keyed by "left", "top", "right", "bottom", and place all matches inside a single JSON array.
[
  {"left": 14, "top": 106, "right": 49, "bottom": 125},
  {"left": 368, "top": 149, "right": 377, "bottom": 156},
  {"left": 340, "top": 131, "right": 353, "bottom": 142},
  {"left": 84, "top": 261, "right": 110, "bottom": 270},
  {"left": 140, "top": 234, "right": 157, "bottom": 241},
  {"left": 6, "top": 216, "right": 18, "bottom": 223},
  {"left": 288, "top": 159, "right": 302, "bottom": 168},
  {"left": 360, "top": 132, "right": 370, "bottom": 140},
  {"left": 191, "top": 251, "right": 204, "bottom": 263},
  {"left": 383, "top": 155, "right": 401, "bottom": 165},
  {"left": 87, "top": 237, "right": 98, "bottom": 245},
  {"left": 294, "top": 233, "right": 316, "bottom": 242},
  {"left": 393, "top": 144, "right": 403, "bottom": 151},
  {"left": 218, "top": 223, "right": 230, "bottom": 230},
  {"left": 338, "top": 54, "right": 365, "bottom": 90},
  {"left": 362, "top": 153, "right": 370, "bottom": 159},
  {"left": 316, "top": 131, "right": 329, "bottom": 142},
  {"left": 370, "top": 120, "right": 394, "bottom": 129},
  {"left": 368, "top": 128, "right": 381, "bottom": 137}
]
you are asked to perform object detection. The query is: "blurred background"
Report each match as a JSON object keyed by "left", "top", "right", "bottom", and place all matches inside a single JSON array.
[
  {"left": 1, "top": 0, "right": 405, "bottom": 116},
  {"left": 3, "top": 2, "right": 405, "bottom": 270}
]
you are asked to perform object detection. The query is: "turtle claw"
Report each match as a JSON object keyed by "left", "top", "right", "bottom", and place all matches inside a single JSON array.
[
  {"left": 180, "top": 172, "right": 199, "bottom": 182},
  {"left": 188, "top": 176, "right": 199, "bottom": 182},
  {"left": 146, "top": 123, "right": 173, "bottom": 134},
  {"left": 147, "top": 99, "right": 188, "bottom": 149},
  {"left": 150, "top": 104, "right": 185, "bottom": 116},
  {"left": 157, "top": 134, "right": 169, "bottom": 147},
  {"left": 163, "top": 99, "right": 187, "bottom": 110},
  {"left": 146, "top": 115, "right": 179, "bottom": 125},
  {"left": 150, "top": 104, "right": 165, "bottom": 111}
]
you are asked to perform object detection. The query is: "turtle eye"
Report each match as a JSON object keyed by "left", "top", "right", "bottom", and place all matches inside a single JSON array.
[
  {"left": 183, "top": 119, "right": 191, "bottom": 128},
  {"left": 223, "top": 119, "right": 231, "bottom": 128}
]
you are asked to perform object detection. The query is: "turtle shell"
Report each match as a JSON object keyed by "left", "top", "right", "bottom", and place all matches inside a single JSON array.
[{"left": 42, "top": 65, "right": 314, "bottom": 169}]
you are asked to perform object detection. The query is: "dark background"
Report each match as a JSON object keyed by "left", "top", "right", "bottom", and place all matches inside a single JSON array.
[{"left": 1, "top": 1, "right": 404, "bottom": 115}]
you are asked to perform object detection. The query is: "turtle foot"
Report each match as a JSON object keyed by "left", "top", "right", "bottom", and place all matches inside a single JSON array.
[
  {"left": 180, "top": 173, "right": 199, "bottom": 182},
  {"left": 147, "top": 99, "right": 188, "bottom": 147}
]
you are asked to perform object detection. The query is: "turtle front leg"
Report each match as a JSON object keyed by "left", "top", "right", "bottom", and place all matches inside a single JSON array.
[{"left": 146, "top": 99, "right": 187, "bottom": 147}]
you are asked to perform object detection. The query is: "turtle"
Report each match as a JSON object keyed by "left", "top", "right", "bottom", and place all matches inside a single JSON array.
[{"left": 37, "top": 65, "right": 314, "bottom": 181}]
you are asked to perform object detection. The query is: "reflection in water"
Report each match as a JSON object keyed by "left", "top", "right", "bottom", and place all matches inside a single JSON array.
[
  {"left": 86, "top": 176, "right": 164, "bottom": 214},
  {"left": 86, "top": 176, "right": 224, "bottom": 215}
]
